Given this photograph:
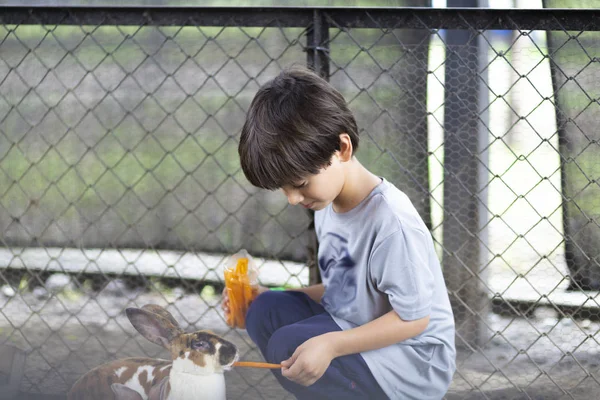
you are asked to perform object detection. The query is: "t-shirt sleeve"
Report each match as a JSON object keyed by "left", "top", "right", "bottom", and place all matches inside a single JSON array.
[{"left": 369, "top": 227, "right": 434, "bottom": 321}]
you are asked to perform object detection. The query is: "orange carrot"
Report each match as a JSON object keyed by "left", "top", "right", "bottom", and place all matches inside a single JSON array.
[
  {"left": 236, "top": 258, "right": 248, "bottom": 275},
  {"left": 233, "top": 361, "right": 282, "bottom": 369},
  {"left": 224, "top": 256, "right": 258, "bottom": 329}
]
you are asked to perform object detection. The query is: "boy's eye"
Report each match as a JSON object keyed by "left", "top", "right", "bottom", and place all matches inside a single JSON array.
[{"left": 293, "top": 182, "right": 308, "bottom": 189}]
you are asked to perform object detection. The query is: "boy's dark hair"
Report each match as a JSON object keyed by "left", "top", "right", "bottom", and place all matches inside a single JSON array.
[{"left": 238, "top": 66, "right": 359, "bottom": 190}]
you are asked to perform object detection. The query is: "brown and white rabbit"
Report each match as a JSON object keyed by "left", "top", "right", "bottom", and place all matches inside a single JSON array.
[
  {"left": 111, "top": 379, "right": 168, "bottom": 400},
  {"left": 68, "top": 304, "right": 238, "bottom": 400}
]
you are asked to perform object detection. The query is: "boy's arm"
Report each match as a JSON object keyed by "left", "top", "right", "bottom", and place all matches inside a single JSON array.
[
  {"left": 287, "top": 284, "right": 325, "bottom": 304},
  {"left": 328, "top": 310, "right": 429, "bottom": 357},
  {"left": 280, "top": 309, "right": 429, "bottom": 386}
]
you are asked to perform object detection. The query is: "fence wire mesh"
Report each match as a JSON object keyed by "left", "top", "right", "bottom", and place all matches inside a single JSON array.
[{"left": 0, "top": 6, "right": 599, "bottom": 400}]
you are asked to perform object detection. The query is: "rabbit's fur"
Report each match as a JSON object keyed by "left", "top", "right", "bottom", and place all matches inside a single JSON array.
[
  {"left": 68, "top": 304, "right": 238, "bottom": 400},
  {"left": 111, "top": 379, "right": 168, "bottom": 400}
]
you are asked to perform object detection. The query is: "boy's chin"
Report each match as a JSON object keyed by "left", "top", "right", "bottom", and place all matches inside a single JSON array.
[{"left": 309, "top": 202, "right": 328, "bottom": 211}]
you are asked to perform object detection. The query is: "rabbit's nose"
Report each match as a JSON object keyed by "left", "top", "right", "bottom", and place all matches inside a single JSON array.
[{"left": 219, "top": 341, "right": 238, "bottom": 366}]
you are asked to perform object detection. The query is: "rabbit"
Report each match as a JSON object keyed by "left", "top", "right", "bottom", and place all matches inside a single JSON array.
[
  {"left": 111, "top": 378, "right": 168, "bottom": 400},
  {"left": 68, "top": 304, "right": 238, "bottom": 400}
]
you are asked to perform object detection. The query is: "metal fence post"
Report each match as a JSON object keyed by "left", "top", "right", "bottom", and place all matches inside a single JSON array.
[
  {"left": 306, "top": 9, "right": 329, "bottom": 285},
  {"left": 442, "top": 0, "right": 487, "bottom": 348},
  {"left": 307, "top": 9, "right": 330, "bottom": 79}
]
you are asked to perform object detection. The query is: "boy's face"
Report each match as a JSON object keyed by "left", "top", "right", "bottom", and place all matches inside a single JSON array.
[{"left": 280, "top": 153, "right": 345, "bottom": 211}]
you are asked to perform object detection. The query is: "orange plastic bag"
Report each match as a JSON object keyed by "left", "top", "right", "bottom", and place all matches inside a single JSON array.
[{"left": 224, "top": 250, "right": 258, "bottom": 329}]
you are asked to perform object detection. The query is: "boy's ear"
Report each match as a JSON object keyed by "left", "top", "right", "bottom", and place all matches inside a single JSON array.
[{"left": 338, "top": 133, "right": 353, "bottom": 162}]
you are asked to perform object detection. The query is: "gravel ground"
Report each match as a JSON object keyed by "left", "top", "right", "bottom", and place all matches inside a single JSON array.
[{"left": 0, "top": 281, "right": 599, "bottom": 399}]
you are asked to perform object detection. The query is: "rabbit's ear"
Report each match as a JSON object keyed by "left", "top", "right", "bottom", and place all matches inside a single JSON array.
[
  {"left": 148, "top": 376, "right": 170, "bottom": 400},
  {"left": 111, "top": 383, "right": 143, "bottom": 400},
  {"left": 142, "top": 304, "right": 181, "bottom": 329},
  {"left": 126, "top": 308, "right": 182, "bottom": 349}
]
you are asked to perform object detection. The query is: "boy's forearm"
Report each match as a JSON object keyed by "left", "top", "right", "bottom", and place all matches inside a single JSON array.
[
  {"left": 287, "top": 284, "right": 325, "bottom": 303},
  {"left": 326, "top": 310, "right": 429, "bottom": 358}
]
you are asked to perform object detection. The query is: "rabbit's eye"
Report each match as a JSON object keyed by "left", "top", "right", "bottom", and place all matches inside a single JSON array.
[{"left": 192, "top": 340, "right": 211, "bottom": 351}]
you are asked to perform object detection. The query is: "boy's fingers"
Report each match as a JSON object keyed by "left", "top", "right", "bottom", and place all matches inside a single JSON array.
[
  {"left": 280, "top": 358, "right": 291, "bottom": 367},
  {"left": 281, "top": 351, "right": 305, "bottom": 381},
  {"left": 286, "top": 359, "right": 305, "bottom": 377},
  {"left": 282, "top": 366, "right": 301, "bottom": 381},
  {"left": 284, "top": 368, "right": 309, "bottom": 386},
  {"left": 281, "top": 358, "right": 298, "bottom": 375}
]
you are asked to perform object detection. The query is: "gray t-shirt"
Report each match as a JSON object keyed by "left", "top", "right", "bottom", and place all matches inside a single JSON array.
[{"left": 315, "top": 178, "right": 456, "bottom": 399}]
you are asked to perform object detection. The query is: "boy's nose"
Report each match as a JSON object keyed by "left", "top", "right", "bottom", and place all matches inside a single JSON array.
[{"left": 285, "top": 190, "right": 303, "bottom": 206}]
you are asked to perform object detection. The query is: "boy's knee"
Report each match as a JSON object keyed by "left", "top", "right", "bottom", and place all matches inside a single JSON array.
[
  {"left": 247, "top": 290, "right": 281, "bottom": 319},
  {"left": 265, "top": 324, "right": 308, "bottom": 364},
  {"left": 245, "top": 290, "right": 284, "bottom": 337}
]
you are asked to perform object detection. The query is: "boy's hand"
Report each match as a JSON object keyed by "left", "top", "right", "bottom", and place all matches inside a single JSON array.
[
  {"left": 221, "top": 287, "right": 231, "bottom": 316},
  {"left": 280, "top": 333, "right": 338, "bottom": 386}
]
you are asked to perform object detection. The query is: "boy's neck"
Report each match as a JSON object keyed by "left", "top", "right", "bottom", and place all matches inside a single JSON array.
[{"left": 332, "top": 159, "right": 381, "bottom": 214}]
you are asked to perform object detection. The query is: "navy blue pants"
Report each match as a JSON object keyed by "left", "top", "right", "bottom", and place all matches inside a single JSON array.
[{"left": 245, "top": 290, "right": 389, "bottom": 400}]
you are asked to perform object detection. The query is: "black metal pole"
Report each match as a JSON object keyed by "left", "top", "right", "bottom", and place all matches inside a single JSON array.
[
  {"left": 307, "top": 9, "right": 330, "bottom": 79},
  {"left": 306, "top": 10, "right": 330, "bottom": 285}
]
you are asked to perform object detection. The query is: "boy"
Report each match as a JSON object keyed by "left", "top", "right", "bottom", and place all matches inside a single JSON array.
[{"left": 223, "top": 66, "right": 456, "bottom": 399}]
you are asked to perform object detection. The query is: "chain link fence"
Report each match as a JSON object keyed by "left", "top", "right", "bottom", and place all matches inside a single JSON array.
[{"left": 0, "top": 5, "right": 599, "bottom": 399}]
